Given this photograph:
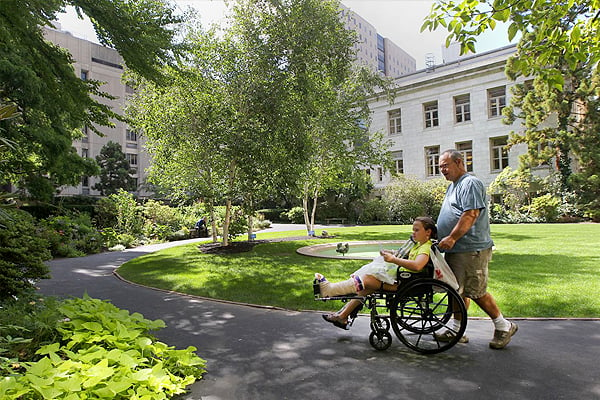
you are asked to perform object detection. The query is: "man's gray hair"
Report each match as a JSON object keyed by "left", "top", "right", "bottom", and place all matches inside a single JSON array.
[{"left": 442, "top": 149, "right": 463, "bottom": 161}]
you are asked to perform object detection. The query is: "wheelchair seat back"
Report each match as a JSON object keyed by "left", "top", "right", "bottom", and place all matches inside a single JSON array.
[{"left": 396, "top": 261, "right": 434, "bottom": 296}]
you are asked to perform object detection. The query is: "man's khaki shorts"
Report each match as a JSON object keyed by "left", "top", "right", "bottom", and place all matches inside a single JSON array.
[{"left": 445, "top": 248, "right": 493, "bottom": 299}]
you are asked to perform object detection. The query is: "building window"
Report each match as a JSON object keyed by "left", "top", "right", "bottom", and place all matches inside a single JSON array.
[
  {"left": 388, "top": 109, "right": 401, "bottom": 135},
  {"left": 424, "top": 101, "right": 439, "bottom": 128},
  {"left": 81, "top": 125, "right": 88, "bottom": 143},
  {"left": 391, "top": 150, "right": 403, "bottom": 174},
  {"left": 488, "top": 86, "right": 506, "bottom": 118},
  {"left": 490, "top": 136, "right": 509, "bottom": 171},
  {"left": 80, "top": 70, "right": 88, "bottom": 80},
  {"left": 425, "top": 146, "right": 440, "bottom": 177},
  {"left": 126, "top": 129, "right": 137, "bottom": 142},
  {"left": 456, "top": 141, "right": 473, "bottom": 172},
  {"left": 81, "top": 148, "right": 89, "bottom": 158},
  {"left": 454, "top": 94, "right": 471, "bottom": 123},
  {"left": 81, "top": 176, "right": 89, "bottom": 187},
  {"left": 376, "top": 167, "right": 384, "bottom": 182},
  {"left": 126, "top": 153, "right": 138, "bottom": 167}
]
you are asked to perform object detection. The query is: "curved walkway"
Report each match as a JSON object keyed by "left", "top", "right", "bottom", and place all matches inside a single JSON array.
[{"left": 37, "top": 227, "right": 600, "bottom": 400}]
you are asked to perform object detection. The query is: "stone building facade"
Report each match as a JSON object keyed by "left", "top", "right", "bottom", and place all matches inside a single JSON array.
[
  {"left": 43, "top": 27, "right": 150, "bottom": 197},
  {"left": 367, "top": 44, "right": 533, "bottom": 190}
]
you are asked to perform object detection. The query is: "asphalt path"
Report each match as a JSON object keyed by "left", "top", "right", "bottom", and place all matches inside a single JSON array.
[{"left": 37, "top": 225, "right": 600, "bottom": 400}]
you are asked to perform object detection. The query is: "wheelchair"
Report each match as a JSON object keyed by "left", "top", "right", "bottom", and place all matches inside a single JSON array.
[{"left": 314, "top": 263, "right": 467, "bottom": 354}]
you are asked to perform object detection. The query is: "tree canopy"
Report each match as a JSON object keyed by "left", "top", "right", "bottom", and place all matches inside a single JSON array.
[
  {"left": 0, "top": 0, "right": 183, "bottom": 200},
  {"left": 422, "top": 0, "right": 600, "bottom": 217},
  {"left": 127, "top": 0, "right": 391, "bottom": 240},
  {"left": 93, "top": 141, "right": 137, "bottom": 195}
]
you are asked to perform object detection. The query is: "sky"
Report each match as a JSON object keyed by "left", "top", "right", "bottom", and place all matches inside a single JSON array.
[{"left": 55, "top": 0, "right": 515, "bottom": 70}]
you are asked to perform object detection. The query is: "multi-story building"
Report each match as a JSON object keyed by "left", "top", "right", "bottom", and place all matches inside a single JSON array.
[
  {"left": 367, "top": 44, "right": 539, "bottom": 190},
  {"left": 43, "top": 26, "right": 150, "bottom": 197},
  {"left": 340, "top": 5, "right": 416, "bottom": 77}
]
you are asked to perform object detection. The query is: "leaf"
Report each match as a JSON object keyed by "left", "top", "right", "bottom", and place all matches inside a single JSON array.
[
  {"left": 508, "top": 22, "right": 519, "bottom": 41},
  {"left": 570, "top": 25, "right": 581, "bottom": 42},
  {"left": 36, "top": 343, "right": 61, "bottom": 356},
  {"left": 82, "top": 359, "right": 115, "bottom": 389},
  {"left": 492, "top": 8, "right": 510, "bottom": 21}
]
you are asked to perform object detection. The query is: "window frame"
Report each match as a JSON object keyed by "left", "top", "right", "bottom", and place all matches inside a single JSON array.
[
  {"left": 488, "top": 86, "right": 506, "bottom": 118},
  {"left": 455, "top": 141, "right": 473, "bottom": 172},
  {"left": 424, "top": 101, "right": 439, "bottom": 128},
  {"left": 391, "top": 150, "right": 404, "bottom": 174},
  {"left": 454, "top": 94, "right": 471, "bottom": 123},
  {"left": 490, "top": 136, "right": 509, "bottom": 172},
  {"left": 388, "top": 108, "right": 402, "bottom": 135},
  {"left": 425, "top": 145, "right": 440, "bottom": 177}
]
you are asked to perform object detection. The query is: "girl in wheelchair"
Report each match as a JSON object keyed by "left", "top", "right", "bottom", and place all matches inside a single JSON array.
[{"left": 316, "top": 216, "right": 437, "bottom": 330}]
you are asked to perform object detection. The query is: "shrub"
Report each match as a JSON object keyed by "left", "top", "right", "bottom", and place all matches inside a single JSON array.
[
  {"left": 257, "top": 208, "right": 286, "bottom": 222},
  {"left": 106, "top": 189, "right": 144, "bottom": 236},
  {"left": 0, "top": 293, "right": 62, "bottom": 363},
  {"left": 382, "top": 175, "right": 447, "bottom": 223},
  {"left": 0, "top": 295, "right": 207, "bottom": 399},
  {"left": 254, "top": 219, "right": 272, "bottom": 230},
  {"left": 358, "top": 198, "right": 389, "bottom": 223},
  {"left": 285, "top": 206, "right": 305, "bottom": 224},
  {"left": 167, "top": 227, "right": 190, "bottom": 241},
  {"left": 0, "top": 209, "right": 51, "bottom": 300},
  {"left": 526, "top": 194, "right": 561, "bottom": 222},
  {"left": 143, "top": 200, "right": 183, "bottom": 230},
  {"left": 39, "top": 213, "right": 103, "bottom": 257},
  {"left": 94, "top": 196, "right": 118, "bottom": 229}
]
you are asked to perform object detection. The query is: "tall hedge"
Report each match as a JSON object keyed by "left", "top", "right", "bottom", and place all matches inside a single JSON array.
[{"left": 0, "top": 209, "right": 51, "bottom": 300}]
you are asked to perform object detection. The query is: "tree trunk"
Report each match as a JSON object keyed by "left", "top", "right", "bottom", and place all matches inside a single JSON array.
[
  {"left": 310, "top": 192, "right": 318, "bottom": 232},
  {"left": 302, "top": 193, "right": 313, "bottom": 235},
  {"left": 209, "top": 205, "right": 218, "bottom": 243},
  {"left": 247, "top": 214, "right": 254, "bottom": 240},
  {"left": 223, "top": 198, "right": 231, "bottom": 246}
]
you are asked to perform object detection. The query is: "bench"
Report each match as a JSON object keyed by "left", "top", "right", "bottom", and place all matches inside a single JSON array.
[{"left": 325, "top": 217, "right": 346, "bottom": 225}]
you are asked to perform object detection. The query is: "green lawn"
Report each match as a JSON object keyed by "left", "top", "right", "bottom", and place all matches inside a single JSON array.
[{"left": 117, "top": 224, "right": 600, "bottom": 318}]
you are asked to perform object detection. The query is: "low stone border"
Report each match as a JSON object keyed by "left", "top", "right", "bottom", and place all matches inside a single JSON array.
[{"left": 296, "top": 240, "right": 406, "bottom": 260}]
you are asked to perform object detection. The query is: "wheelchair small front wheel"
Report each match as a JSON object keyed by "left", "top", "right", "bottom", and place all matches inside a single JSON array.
[{"left": 369, "top": 330, "right": 392, "bottom": 351}]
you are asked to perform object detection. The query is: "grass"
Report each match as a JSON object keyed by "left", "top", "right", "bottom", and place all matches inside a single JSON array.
[{"left": 117, "top": 224, "right": 600, "bottom": 318}]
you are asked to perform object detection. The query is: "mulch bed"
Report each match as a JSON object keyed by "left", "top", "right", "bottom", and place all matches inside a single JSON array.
[{"left": 198, "top": 235, "right": 332, "bottom": 255}]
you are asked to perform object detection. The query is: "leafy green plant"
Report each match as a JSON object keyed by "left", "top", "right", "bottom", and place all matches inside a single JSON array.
[
  {"left": 39, "top": 213, "right": 103, "bottom": 257},
  {"left": 0, "top": 294, "right": 63, "bottom": 361},
  {"left": 0, "top": 295, "right": 206, "bottom": 399},
  {"left": 285, "top": 207, "right": 305, "bottom": 224},
  {"left": 526, "top": 193, "right": 561, "bottom": 222},
  {"left": 0, "top": 209, "right": 51, "bottom": 300}
]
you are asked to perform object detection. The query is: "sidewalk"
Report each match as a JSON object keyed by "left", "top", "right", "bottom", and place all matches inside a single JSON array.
[{"left": 37, "top": 232, "right": 600, "bottom": 400}]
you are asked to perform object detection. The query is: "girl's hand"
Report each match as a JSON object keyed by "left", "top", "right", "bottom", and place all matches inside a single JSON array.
[{"left": 381, "top": 252, "right": 395, "bottom": 263}]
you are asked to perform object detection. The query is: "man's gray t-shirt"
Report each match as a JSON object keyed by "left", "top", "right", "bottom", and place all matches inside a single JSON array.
[{"left": 437, "top": 174, "right": 494, "bottom": 253}]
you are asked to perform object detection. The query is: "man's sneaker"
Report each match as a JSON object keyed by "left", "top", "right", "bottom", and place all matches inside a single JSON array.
[
  {"left": 489, "top": 321, "right": 518, "bottom": 349},
  {"left": 434, "top": 329, "right": 469, "bottom": 343}
]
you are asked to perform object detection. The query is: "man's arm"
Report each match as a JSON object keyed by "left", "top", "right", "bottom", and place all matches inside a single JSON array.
[{"left": 438, "top": 209, "right": 480, "bottom": 250}]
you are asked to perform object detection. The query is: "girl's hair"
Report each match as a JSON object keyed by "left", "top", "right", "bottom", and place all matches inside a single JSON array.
[{"left": 415, "top": 216, "right": 437, "bottom": 240}]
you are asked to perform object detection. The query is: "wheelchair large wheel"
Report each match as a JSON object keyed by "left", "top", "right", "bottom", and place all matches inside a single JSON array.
[{"left": 389, "top": 279, "right": 467, "bottom": 354}]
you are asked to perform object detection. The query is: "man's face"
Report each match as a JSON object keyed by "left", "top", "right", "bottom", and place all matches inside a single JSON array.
[{"left": 439, "top": 153, "right": 463, "bottom": 182}]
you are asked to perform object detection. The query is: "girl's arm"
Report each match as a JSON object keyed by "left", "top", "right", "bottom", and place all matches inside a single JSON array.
[{"left": 381, "top": 252, "right": 429, "bottom": 272}]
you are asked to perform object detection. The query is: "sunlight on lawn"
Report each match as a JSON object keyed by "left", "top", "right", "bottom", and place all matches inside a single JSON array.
[{"left": 118, "top": 224, "right": 600, "bottom": 318}]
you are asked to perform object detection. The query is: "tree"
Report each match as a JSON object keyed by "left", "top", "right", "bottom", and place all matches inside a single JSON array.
[
  {"left": 422, "top": 0, "right": 600, "bottom": 215},
  {"left": 228, "top": 0, "right": 392, "bottom": 234},
  {"left": 127, "top": 29, "right": 236, "bottom": 244},
  {"left": 129, "top": 0, "right": 390, "bottom": 243},
  {"left": 93, "top": 141, "right": 136, "bottom": 195},
  {"left": 0, "top": 0, "right": 183, "bottom": 200}
]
